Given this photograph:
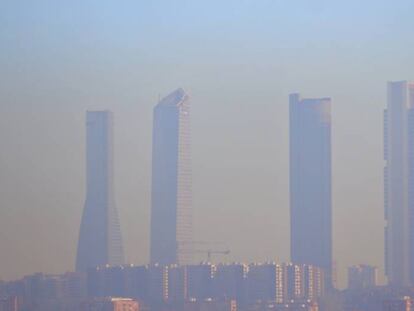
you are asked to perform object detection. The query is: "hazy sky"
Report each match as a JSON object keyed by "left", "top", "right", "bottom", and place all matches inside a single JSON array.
[{"left": 1, "top": 0, "right": 414, "bottom": 288}]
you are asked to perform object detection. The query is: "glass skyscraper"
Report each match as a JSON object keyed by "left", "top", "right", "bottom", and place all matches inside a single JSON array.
[
  {"left": 289, "top": 93, "right": 332, "bottom": 288},
  {"left": 384, "top": 81, "right": 414, "bottom": 287},
  {"left": 76, "top": 111, "right": 124, "bottom": 272},
  {"left": 150, "top": 88, "right": 193, "bottom": 265}
]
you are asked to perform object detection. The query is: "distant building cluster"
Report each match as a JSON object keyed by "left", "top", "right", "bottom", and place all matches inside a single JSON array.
[
  {"left": 0, "top": 262, "right": 323, "bottom": 311},
  {"left": 87, "top": 262, "right": 324, "bottom": 305},
  {"left": 80, "top": 297, "right": 138, "bottom": 311},
  {"left": 0, "top": 272, "right": 86, "bottom": 311},
  {"left": 74, "top": 89, "right": 334, "bottom": 281},
  {"left": 342, "top": 287, "right": 414, "bottom": 311},
  {"left": 75, "top": 89, "right": 194, "bottom": 276},
  {"left": 3, "top": 82, "right": 414, "bottom": 311}
]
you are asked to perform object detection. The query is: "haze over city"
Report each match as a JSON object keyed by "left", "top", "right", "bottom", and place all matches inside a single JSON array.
[{"left": 1, "top": 0, "right": 414, "bottom": 292}]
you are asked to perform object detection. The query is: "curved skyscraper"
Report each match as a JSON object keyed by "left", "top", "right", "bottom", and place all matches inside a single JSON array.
[
  {"left": 289, "top": 93, "right": 332, "bottom": 289},
  {"left": 150, "top": 88, "right": 193, "bottom": 265},
  {"left": 76, "top": 111, "right": 124, "bottom": 272}
]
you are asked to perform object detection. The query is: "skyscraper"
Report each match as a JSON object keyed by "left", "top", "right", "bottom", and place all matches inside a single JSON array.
[
  {"left": 289, "top": 94, "right": 332, "bottom": 288},
  {"left": 76, "top": 111, "right": 124, "bottom": 272},
  {"left": 150, "top": 88, "right": 193, "bottom": 265},
  {"left": 384, "top": 81, "right": 414, "bottom": 287}
]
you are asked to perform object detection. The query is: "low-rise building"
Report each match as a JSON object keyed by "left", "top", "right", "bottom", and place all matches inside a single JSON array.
[{"left": 80, "top": 297, "right": 139, "bottom": 311}]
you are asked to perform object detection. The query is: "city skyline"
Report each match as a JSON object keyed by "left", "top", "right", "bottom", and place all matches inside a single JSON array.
[
  {"left": 69, "top": 85, "right": 414, "bottom": 288},
  {"left": 1, "top": 1, "right": 414, "bottom": 289},
  {"left": 0, "top": 83, "right": 399, "bottom": 289}
]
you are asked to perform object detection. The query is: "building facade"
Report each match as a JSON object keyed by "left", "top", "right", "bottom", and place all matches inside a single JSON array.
[
  {"left": 347, "top": 265, "right": 378, "bottom": 290},
  {"left": 0, "top": 296, "right": 20, "bottom": 311},
  {"left": 384, "top": 81, "right": 414, "bottom": 287},
  {"left": 383, "top": 297, "right": 412, "bottom": 311},
  {"left": 215, "top": 263, "right": 248, "bottom": 305},
  {"left": 187, "top": 263, "right": 217, "bottom": 300},
  {"left": 289, "top": 94, "right": 332, "bottom": 288},
  {"left": 76, "top": 111, "right": 124, "bottom": 272},
  {"left": 247, "top": 263, "right": 285, "bottom": 303},
  {"left": 150, "top": 88, "right": 193, "bottom": 265}
]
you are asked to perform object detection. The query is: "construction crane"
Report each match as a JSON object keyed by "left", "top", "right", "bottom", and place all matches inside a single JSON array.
[
  {"left": 193, "top": 248, "right": 230, "bottom": 262},
  {"left": 176, "top": 241, "right": 230, "bottom": 262}
]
